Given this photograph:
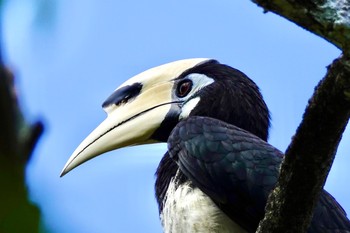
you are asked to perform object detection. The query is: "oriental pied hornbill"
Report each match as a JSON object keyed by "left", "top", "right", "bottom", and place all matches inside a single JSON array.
[{"left": 61, "top": 59, "right": 350, "bottom": 233}]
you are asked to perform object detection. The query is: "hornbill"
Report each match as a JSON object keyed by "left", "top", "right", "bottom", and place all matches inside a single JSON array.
[{"left": 61, "top": 59, "right": 350, "bottom": 233}]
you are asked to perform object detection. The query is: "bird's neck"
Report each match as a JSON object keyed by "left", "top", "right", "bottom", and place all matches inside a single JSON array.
[{"left": 155, "top": 152, "right": 188, "bottom": 213}]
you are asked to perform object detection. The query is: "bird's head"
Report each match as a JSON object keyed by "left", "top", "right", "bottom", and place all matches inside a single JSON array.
[{"left": 61, "top": 58, "right": 269, "bottom": 176}]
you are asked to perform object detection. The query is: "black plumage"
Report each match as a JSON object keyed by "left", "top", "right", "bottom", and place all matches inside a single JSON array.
[
  {"left": 165, "top": 116, "right": 350, "bottom": 232},
  {"left": 155, "top": 60, "right": 350, "bottom": 232},
  {"left": 155, "top": 60, "right": 270, "bottom": 211}
]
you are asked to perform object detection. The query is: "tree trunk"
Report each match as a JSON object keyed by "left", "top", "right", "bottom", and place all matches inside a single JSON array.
[
  {"left": 0, "top": 65, "right": 43, "bottom": 233},
  {"left": 249, "top": 0, "right": 350, "bottom": 232}
]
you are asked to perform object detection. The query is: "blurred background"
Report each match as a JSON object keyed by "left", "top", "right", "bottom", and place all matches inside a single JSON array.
[{"left": 2, "top": 0, "right": 349, "bottom": 232}]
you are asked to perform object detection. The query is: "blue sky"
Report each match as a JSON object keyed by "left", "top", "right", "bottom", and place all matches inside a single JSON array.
[{"left": 2, "top": 0, "right": 349, "bottom": 232}]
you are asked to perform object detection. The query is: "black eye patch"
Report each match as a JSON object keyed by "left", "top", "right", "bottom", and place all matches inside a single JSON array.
[{"left": 102, "top": 82, "right": 142, "bottom": 108}]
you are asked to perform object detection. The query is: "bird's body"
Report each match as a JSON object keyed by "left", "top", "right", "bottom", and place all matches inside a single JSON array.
[
  {"left": 156, "top": 116, "right": 350, "bottom": 233},
  {"left": 61, "top": 59, "right": 350, "bottom": 232}
]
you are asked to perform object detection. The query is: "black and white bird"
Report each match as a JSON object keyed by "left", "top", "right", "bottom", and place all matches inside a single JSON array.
[{"left": 61, "top": 59, "right": 350, "bottom": 233}]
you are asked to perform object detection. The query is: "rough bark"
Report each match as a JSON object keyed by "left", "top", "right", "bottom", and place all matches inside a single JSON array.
[
  {"left": 0, "top": 65, "right": 44, "bottom": 232},
  {"left": 252, "top": 0, "right": 350, "bottom": 53},
  {"left": 249, "top": 1, "right": 350, "bottom": 232},
  {"left": 257, "top": 55, "right": 350, "bottom": 232}
]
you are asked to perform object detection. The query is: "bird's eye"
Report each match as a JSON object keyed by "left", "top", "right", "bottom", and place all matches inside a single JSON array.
[{"left": 176, "top": 80, "right": 193, "bottom": 98}]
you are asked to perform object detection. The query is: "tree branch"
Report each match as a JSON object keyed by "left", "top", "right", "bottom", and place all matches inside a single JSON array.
[
  {"left": 257, "top": 55, "right": 350, "bottom": 232},
  {"left": 252, "top": 0, "right": 350, "bottom": 53},
  {"left": 0, "top": 65, "right": 44, "bottom": 232},
  {"left": 249, "top": 1, "right": 350, "bottom": 232}
]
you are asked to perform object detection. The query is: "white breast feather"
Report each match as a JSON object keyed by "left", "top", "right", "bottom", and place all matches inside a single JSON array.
[{"left": 160, "top": 175, "right": 247, "bottom": 233}]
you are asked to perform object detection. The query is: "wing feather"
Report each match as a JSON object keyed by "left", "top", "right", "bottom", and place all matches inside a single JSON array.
[{"left": 168, "top": 116, "right": 350, "bottom": 232}]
